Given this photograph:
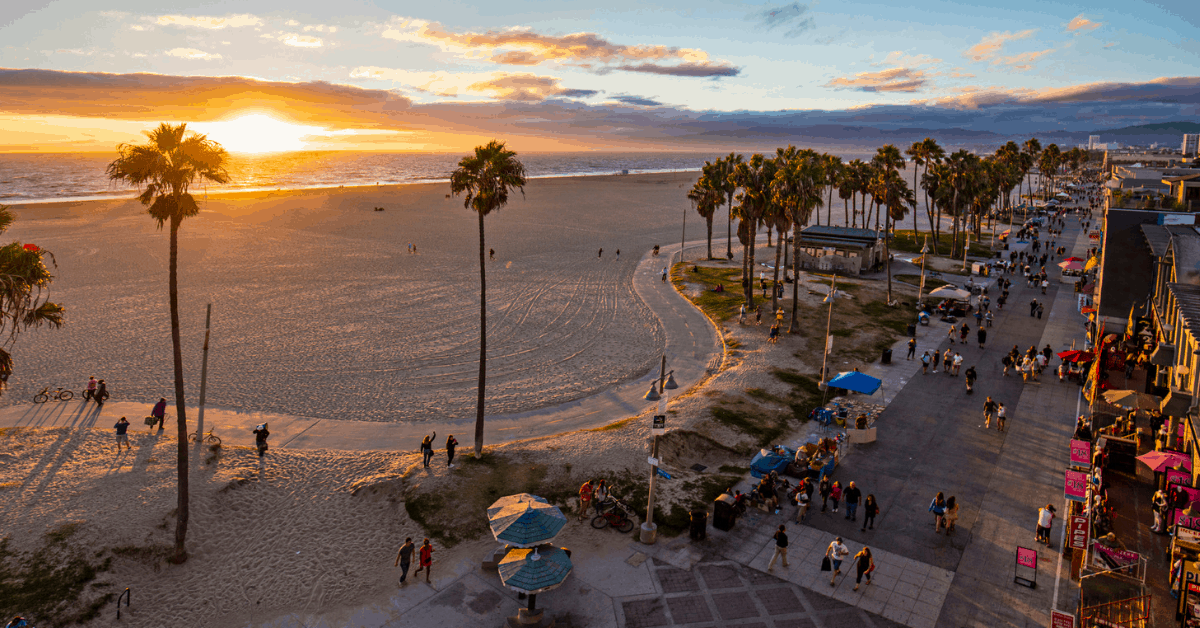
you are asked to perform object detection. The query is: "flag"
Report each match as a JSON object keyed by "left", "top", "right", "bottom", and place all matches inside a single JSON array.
[
  {"left": 1086, "top": 322, "right": 1105, "bottom": 403},
  {"left": 1124, "top": 303, "right": 1136, "bottom": 340}
]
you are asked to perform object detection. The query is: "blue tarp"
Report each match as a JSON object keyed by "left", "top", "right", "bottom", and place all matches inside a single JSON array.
[
  {"left": 826, "top": 371, "right": 882, "bottom": 395},
  {"left": 750, "top": 447, "right": 794, "bottom": 479}
]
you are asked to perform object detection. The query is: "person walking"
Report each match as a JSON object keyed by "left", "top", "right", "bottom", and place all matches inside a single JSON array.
[
  {"left": 1035, "top": 505, "right": 1056, "bottom": 545},
  {"left": 84, "top": 376, "right": 97, "bottom": 401},
  {"left": 413, "top": 538, "right": 434, "bottom": 583},
  {"left": 819, "top": 476, "right": 832, "bottom": 512},
  {"left": 755, "top": 306, "right": 762, "bottom": 325},
  {"left": 826, "top": 537, "right": 850, "bottom": 587},
  {"left": 930, "top": 492, "right": 947, "bottom": 533},
  {"left": 394, "top": 537, "right": 415, "bottom": 585},
  {"left": 843, "top": 481, "right": 862, "bottom": 522},
  {"left": 959, "top": 323, "right": 970, "bottom": 345},
  {"left": 1030, "top": 299, "right": 1038, "bottom": 317},
  {"left": 661, "top": 267, "right": 668, "bottom": 283},
  {"left": 997, "top": 403, "right": 1007, "bottom": 431},
  {"left": 489, "top": 248, "right": 495, "bottom": 261},
  {"left": 977, "top": 327, "right": 987, "bottom": 349},
  {"left": 830, "top": 481, "right": 843, "bottom": 513},
  {"left": 598, "top": 248, "right": 603, "bottom": 259},
  {"left": 94, "top": 379, "right": 109, "bottom": 406},
  {"left": 445, "top": 435, "right": 458, "bottom": 468},
  {"left": 114, "top": 416, "right": 131, "bottom": 452},
  {"left": 983, "top": 396, "right": 997, "bottom": 429},
  {"left": 767, "top": 524, "right": 790, "bottom": 570},
  {"left": 944, "top": 496, "right": 959, "bottom": 533},
  {"left": 906, "top": 337, "right": 916, "bottom": 360},
  {"left": 952, "top": 352, "right": 963, "bottom": 376},
  {"left": 253, "top": 423, "right": 270, "bottom": 457},
  {"left": 421, "top": 432, "right": 436, "bottom": 468},
  {"left": 943, "top": 348, "right": 954, "bottom": 376},
  {"left": 860, "top": 495, "right": 878, "bottom": 531},
  {"left": 795, "top": 480, "right": 811, "bottom": 523},
  {"left": 578, "top": 480, "right": 594, "bottom": 522},
  {"left": 1037, "top": 303, "right": 1044, "bottom": 319},
  {"left": 986, "top": 310, "right": 994, "bottom": 327},
  {"left": 921, "top": 351, "right": 931, "bottom": 374},
  {"left": 852, "top": 547, "right": 874, "bottom": 591},
  {"left": 739, "top": 303, "right": 747, "bottom": 324},
  {"left": 615, "top": 249, "right": 620, "bottom": 260},
  {"left": 948, "top": 324, "right": 957, "bottom": 343},
  {"left": 150, "top": 397, "right": 167, "bottom": 430}
]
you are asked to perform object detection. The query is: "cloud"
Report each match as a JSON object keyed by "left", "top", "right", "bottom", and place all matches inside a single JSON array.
[
  {"left": 466, "top": 74, "right": 599, "bottom": 101},
  {"left": 1066, "top": 15, "right": 1101, "bottom": 32},
  {"left": 379, "top": 18, "right": 738, "bottom": 77},
  {"left": 880, "top": 51, "right": 942, "bottom": 67},
  {"left": 610, "top": 95, "right": 662, "bottom": 106},
  {"left": 752, "top": 2, "right": 815, "bottom": 38},
  {"left": 350, "top": 66, "right": 596, "bottom": 100},
  {"left": 165, "top": 48, "right": 223, "bottom": 61},
  {"left": 154, "top": 14, "right": 263, "bottom": 29},
  {"left": 963, "top": 29, "right": 1037, "bottom": 62},
  {"left": 993, "top": 48, "right": 1054, "bottom": 71},
  {"left": 825, "top": 67, "right": 930, "bottom": 92},
  {"left": 277, "top": 34, "right": 323, "bottom": 48},
  {"left": 916, "top": 76, "right": 1200, "bottom": 109}
]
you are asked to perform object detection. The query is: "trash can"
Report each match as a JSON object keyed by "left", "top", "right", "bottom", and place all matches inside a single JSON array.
[
  {"left": 690, "top": 510, "right": 708, "bottom": 540},
  {"left": 907, "top": 323, "right": 916, "bottom": 338},
  {"left": 713, "top": 494, "right": 736, "bottom": 531},
  {"left": 881, "top": 348, "right": 892, "bottom": 364}
]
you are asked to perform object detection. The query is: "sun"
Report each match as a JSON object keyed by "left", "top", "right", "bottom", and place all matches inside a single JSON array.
[{"left": 191, "top": 113, "right": 325, "bottom": 154}]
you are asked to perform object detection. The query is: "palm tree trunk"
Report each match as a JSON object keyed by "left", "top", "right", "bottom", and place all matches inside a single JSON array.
[
  {"left": 726, "top": 197, "right": 733, "bottom": 259},
  {"left": 705, "top": 215, "right": 713, "bottom": 259},
  {"left": 934, "top": 201, "right": 943, "bottom": 254},
  {"left": 789, "top": 222, "right": 801, "bottom": 332},
  {"left": 771, "top": 231, "right": 782, "bottom": 312},
  {"left": 851, "top": 194, "right": 857, "bottom": 228},
  {"left": 475, "top": 210, "right": 487, "bottom": 456},
  {"left": 843, "top": 197, "right": 849, "bottom": 227},
  {"left": 169, "top": 214, "right": 189, "bottom": 564},
  {"left": 766, "top": 224, "right": 773, "bottom": 247},
  {"left": 885, "top": 209, "right": 892, "bottom": 304},
  {"left": 747, "top": 219, "right": 758, "bottom": 309},
  {"left": 913, "top": 164, "right": 921, "bottom": 237}
]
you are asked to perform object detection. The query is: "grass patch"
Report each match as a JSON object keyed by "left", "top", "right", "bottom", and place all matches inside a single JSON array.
[
  {"left": 860, "top": 300, "right": 914, "bottom": 335},
  {"left": 672, "top": 263, "right": 746, "bottom": 322},
  {"left": 711, "top": 405, "right": 792, "bottom": 451},
  {"left": 772, "top": 370, "right": 822, "bottom": 397},
  {"left": 593, "top": 416, "right": 638, "bottom": 432},
  {"left": 718, "top": 465, "right": 749, "bottom": 475},
  {"left": 745, "top": 388, "right": 784, "bottom": 404},
  {"left": 892, "top": 230, "right": 992, "bottom": 258},
  {"left": 0, "top": 526, "right": 115, "bottom": 627},
  {"left": 809, "top": 278, "right": 862, "bottom": 292},
  {"left": 894, "top": 274, "right": 951, "bottom": 290}
]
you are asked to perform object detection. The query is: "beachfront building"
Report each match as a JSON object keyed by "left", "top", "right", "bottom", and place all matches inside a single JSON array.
[
  {"left": 1164, "top": 174, "right": 1200, "bottom": 212},
  {"left": 1089, "top": 135, "right": 1102, "bottom": 150},
  {"left": 1184, "top": 134, "right": 1200, "bottom": 158},
  {"left": 792, "top": 226, "right": 883, "bottom": 275}
]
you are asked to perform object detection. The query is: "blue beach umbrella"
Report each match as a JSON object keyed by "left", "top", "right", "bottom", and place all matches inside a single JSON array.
[
  {"left": 499, "top": 545, "right": 573, "bottom": 612},
  {"left": 488, "top": 495, "right": 567, "bottom": 548},
  {"left": 826, "top": 371, "right": 883, "bottom": 395}
]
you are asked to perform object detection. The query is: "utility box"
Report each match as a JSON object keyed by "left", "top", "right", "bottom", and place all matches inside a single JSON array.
[{"left": 713, "top": 494, "right": 736, "bottom": 531}]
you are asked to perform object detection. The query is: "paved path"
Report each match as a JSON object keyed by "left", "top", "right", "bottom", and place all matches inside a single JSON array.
[{"left": 0, "top": 239, "right": 724, "bottom": 450}]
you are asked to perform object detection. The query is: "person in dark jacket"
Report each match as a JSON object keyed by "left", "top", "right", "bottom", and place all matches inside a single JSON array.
[
  {"left": 445, "top": 435, "right": 458, "bottom": 469},
  {"left": 860, "top": 495, "right": 879, "bottom": 531},
  {"left": 95, "top": 380, "right": 109, "bottom": 406},
  {"left": 150, "top": 398, "right": 167, "bottom": 430},
  {"left": 253, "top": 423, "right": 270, "bottom": 457}
]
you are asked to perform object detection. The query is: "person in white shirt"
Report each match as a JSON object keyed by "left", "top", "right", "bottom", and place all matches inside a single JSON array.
[{"left": 826, "top": 537, "right": 850, "bottom": 586}]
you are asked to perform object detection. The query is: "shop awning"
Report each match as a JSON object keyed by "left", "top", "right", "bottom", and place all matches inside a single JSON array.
[
  {"left": 1148, "top": 343, "right": 1175, "bottom": 367},
  {"left": 1161, "top": 390, "right": 1193, "bottom": 417}
]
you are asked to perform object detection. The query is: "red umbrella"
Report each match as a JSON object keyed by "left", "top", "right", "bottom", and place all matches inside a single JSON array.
[
  {"left": 22, "top": 243, "right": 39, "bottom": 252},
  {"left": 1063, "top": 256, "right": 1084, "bottom": 262},
  {"left": 1057, "top": 350, "right": 1093, "bottom": 363},
  {"left": 1137, "top": 450, "right": 1191, "bottom": 473}
]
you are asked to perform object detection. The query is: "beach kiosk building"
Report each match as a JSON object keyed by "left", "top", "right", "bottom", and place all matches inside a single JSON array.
[{"left": 793, "top": 226, "right": 883, "bottom": 275}]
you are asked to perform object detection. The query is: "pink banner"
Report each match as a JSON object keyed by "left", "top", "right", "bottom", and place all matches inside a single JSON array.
[
  {"left": 1069, "top": 515, "right": 1089, "bottom": 550},
  {"left": 1065, "top": 469, "right": 1088, "bottom": 502},
  {"left": 1017, "top": 546, "right": 1037, "bottom": 569},
  {"left": 1091, "top": 544, "right": 1139, "bottom": 570},
  {"left": 1169, "top": 468, "right": 1192, "bottom": 487},
  {"left": 1070, "top": 440, "right": 1091, "bottom": 467}
]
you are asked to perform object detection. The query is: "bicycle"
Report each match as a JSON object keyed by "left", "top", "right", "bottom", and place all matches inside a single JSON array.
[
  {"left": 591, "top": 497, "right": 635, "bottom": 533},
  {"left": 188, "top": 428, "right": 221, "bottom": 447},
  {"left": 33, "top": 387, "right": 74, "bottom": 403}
]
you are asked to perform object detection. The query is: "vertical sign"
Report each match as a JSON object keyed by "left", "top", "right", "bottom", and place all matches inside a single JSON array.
[
  {"left": 1017, "top": 546, "right": 1038, "bottom": 569},
  {"left": 1068, "top": 515, "right": 1089, "bottom": 550},
  {"left": 1168, "top": 468, "right": 1191, "bottom": 487},
  {"left": 1050, "top": 610, "right": 1075, "bottom": 628},
  {"left": 1065, "top": 469, "right": 1088, "bottom": 502},
  {"left": 651, "top": 415, "right": 666, "bottom": 436},
  {"left": 1069, "top": 440, "right": 1091, "bottom": 468}
]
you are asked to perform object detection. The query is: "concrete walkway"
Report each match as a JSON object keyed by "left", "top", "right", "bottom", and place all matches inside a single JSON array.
[{"left": 0, "top": 239, "right": 724, "bottom": 450}]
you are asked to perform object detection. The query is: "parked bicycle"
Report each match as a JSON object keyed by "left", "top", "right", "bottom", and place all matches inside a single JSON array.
[
  {"left": 33, "top": 387, "right": 73, "bottom": 403},
  {"left": 188, "top": 428, "right": 221, "bottom": 447},
  {"left": 591, "top": 497, "right": 635, "bottom": 533}
]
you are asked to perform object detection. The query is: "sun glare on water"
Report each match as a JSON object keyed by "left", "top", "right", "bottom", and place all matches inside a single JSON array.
[{"left": 192, "top": 113, "right": 326, "bottom": 154}]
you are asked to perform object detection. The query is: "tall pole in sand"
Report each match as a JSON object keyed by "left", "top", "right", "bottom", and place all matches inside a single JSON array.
[
  {"left": 196, "top": 304, "right": 212, "bottom": 437},
  {"left": 641, "top": 355, "right": 668, "bottom": 545},
  {"left": 818, "top": 276, "right": 837, "bottom": 391}
]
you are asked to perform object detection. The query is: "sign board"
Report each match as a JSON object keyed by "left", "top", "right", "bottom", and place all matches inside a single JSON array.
[
  {"left": 651, "top": 414, "right": 666, "bottom": 436},
  {"left": 1068, "top": 515, "right": 1089, "bottom": 550},
  {"left": 647, "top": 457, "right": 660, "bottom": 467},
  {"left": 1050, "top": 610, "right": 1075, "bottom": 628},
  {"left": 1065, "top": 469, "right": 1088, "bottom": 502},
  {"left": 1179, "top": 511, "right": 1200, "bottom": 529},
  {"left": 1169, "top": 468, "right": 1192, "bottom": 487},
  {"left": 1178, "top": 526, "right": 1200, "bottom": 546},
  {"left": 1014, "top": 546, "right": 1038, "bottom": 588},
  {"left": 1091, "top": 544, "right": 1140, "bottom": 572},
  {"left": 1069, "top": 440, "right": 1092, "bottom": 468}
]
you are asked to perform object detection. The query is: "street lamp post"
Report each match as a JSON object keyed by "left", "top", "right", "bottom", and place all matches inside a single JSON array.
[
  {"left": 818, "top": 275, "right": 838, "bottom": 389},
  {"left": 641, "top": 356, "right": 675, "bottom": 544},
  {"left": 917, "top": 237, "right": 930, "bottom": 309}
]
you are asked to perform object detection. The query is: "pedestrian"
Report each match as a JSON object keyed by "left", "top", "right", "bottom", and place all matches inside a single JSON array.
[
  {"left": 843, "top": 481, "right": 862, "bottom": 521},
  {"left": 1001, "top": 352, "right": 1012, "bottom": 376},
  {"left": 489, "top": 248, "right": 495, "bottom": 261},
  {"left": 852, "top": 547, "right": 874, "bottom": 591},
  {"left": 795, "top": 480, "right": 811, "bottom": 522},
  {"left": 906, "top": 337, "right": 916, "bottom": 360},
  {"left": 1041, "top": 279, "right": 1049, "bottom": 294},
  {"left": 826, "top": 537, "right": 850, "bottom": 587},
  {"left": 860, "top": 494, "right": 878, "bottom": 531},
  {"left": 1037, "top": 303, "right": 1044, "bottom": 319},
  {"left": 150, "top": 397, "right": 167, "bottom": 430},
  {"left": 997, "top": 403, "right": 1007, "bottom": 431},
  {"left": 578, "top": 480, "right": 594, "bottom": 522},
  {"left": 767, "top": 524, "right": 790, "bottom": 570},
  {"left": 944, "top": 496, "right": 959, "bottom": 533},
  {"left": 253, "top": 423, "right": 269, "bottom": 457},
  {"left": 445, "top": 434, "right": 458, "bottom": 468},
  {"left": 959, "top": 323, "right": 970, "bottom": 344},
  {"left": 948, "top": 324, "right": 957, "bottom": 343},
  {"left": 983, "top": 396, "right": 997, "bottom": 429},
  {"left": 977, "top": 327, "right": 987, "bottom": 349},
  {"left": 943, "top": 348, "right": 953, "bottom": 375},
  {"left": 952, "top": 352, "right": 963, "bottom": 376},
  {"left": 114, "top": 416, "right": 131, "bottom": 452},
  {"left": 615, "top": 249, "right": 620, "bottom": 260},
  {"left": 1029, "top": 299, "right": 1038, "bottom": 317},
  {"left": 986, "top": 310, "right": 993, "bottom": 327},
  {"left": 921, "top": 351, "right": 931, "bottom": 374},
  {"left": 84, "top": 376, "right": 97, "bottom": 401},
  {"left": 755, "top": 306, "right": 762, "bottom": 325},
  {"left": 830, "top": 481, "right": 842, "bottom": 513},
  {"left": 982, "top": 295, "right": 991, "bottom": 311},
  {"left": 661, "top": 267, "right": 668, "bottom": 283},
  {"left": 413, "top": 538, "right": 434, "bottom": 583},
  {"left": 421, "top": 432, "right": 436, "bottom": 467},
  {"left": 1035, "top": 504, "right": 1056, "bottom": 545},
  {"left": 964, "top": 366, "right": 977, "bottom": 393},
  {"left": 95, "top": 379, "right": 109, "bottom": 406},
  {"left": 598, "top": 248, "right": 603, "bottom": 259},
  {"left": 739, "top": 303, "right": 746, "bottom": 324},
  {"left": 819, "top": 475, "right": 832, "bottom": 512},
  {"left": 394, "top": 537, "right": 415, "bottom": 585},
  {"left": 594, "top": 479, "right": 609, "bottom": 507},
  {"left": 974, "top": 309, "right": 983, "bottom": 327},
  {"left": 930, "top": 492, "right": 946, "bottom": 532}
]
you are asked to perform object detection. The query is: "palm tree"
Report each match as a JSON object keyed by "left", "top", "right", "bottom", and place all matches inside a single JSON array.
[
  {"left": 1039, "top": 144, "right": 1062, "bottom": 201},
  {"left": 688, "top": 165, "right": 723, "bottom": 259},
  {"left": 0, "top": 206, "right": 65, "bottom": 387},
  {"left": 450, "top": 141, "right": 528, "bottom": 457},
  {"left": 773, "top": 150, "right": 825, "bottom": 331},
  {"left": 822, "top": 154, "right": 842, "bottom": 226},
  {"left": 873, "top": 169, "right": 915, "bottom": 304},
  {"left": 715, "top": 153, "right": 743, "bottom": 260},
  {"left": 106, "top": 122, "right": 230, "bottom": 563},
  {"left": 1022, "top": 138, "right": 1042, "bottom": 203},
  {"left": 730, "top": 153, "right": 777, "bottom": 308}
]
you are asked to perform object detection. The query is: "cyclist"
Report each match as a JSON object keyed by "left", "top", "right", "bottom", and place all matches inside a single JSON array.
[{"left": 84, "top": 377, "right": 97, "bottom": 401}]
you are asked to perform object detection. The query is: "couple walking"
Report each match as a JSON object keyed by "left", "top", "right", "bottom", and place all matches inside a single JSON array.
[
  {"left": 394, "top": 537, "right": 435, "bottom": 585},
  {"left": 420, "top": 433, "right": 459, "bottom": 468},
  {"left": 820, "top": 536, "right": 875, "bottom": 590}
]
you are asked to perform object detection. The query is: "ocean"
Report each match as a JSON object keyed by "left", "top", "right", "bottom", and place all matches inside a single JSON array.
[{"left": 0, "top": 149, "right": 879, "bottom": 204}]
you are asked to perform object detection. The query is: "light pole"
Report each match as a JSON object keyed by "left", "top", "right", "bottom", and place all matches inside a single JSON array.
[
  {"left": 917, "top": 237, "right": 930, "bottom": 309},
  {"left": 641, "top": 356, "right": 676, "bottom": 544},
  {"left": 196, "top": 303, "right": 212, "bottom": 438},
  {"left": 818, "top": 275, "right": 838, "bottom": 390}
]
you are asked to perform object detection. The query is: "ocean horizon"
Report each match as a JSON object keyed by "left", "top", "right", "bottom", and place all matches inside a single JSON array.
[{"left": 0, "top": 149, "right": 881, "bottom": 204}]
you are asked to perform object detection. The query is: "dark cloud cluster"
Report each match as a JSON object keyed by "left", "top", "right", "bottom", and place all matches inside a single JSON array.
[{"left": 753, "top": 2, "right": 816, "bottom": 38}]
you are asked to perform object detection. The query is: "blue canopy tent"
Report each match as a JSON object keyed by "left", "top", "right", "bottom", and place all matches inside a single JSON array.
[
  {"left": 826, "top": 371, "right": 882, "bottom": 395},
  {"left": 749, "top": 446, "right": 794, "bottom": 479}
]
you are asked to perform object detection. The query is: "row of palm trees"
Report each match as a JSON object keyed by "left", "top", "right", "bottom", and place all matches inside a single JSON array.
[{"left": 687, "top": 138, "right": 1091, "bottom": 315}]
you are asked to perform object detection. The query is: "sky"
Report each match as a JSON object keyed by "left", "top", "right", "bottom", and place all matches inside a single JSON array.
[{"left": 0, "top": 0, "right": 1198, "bottom": 152}]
